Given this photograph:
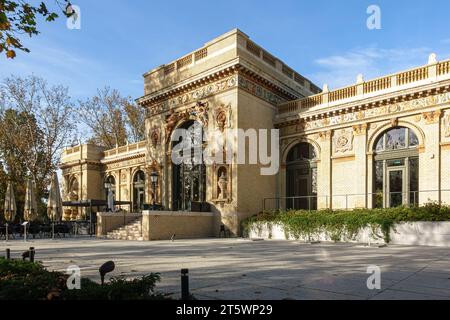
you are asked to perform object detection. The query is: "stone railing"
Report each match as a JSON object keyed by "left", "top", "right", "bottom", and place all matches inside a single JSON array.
[
  {"left": 244, "top": 39, "right": 321, "bottom": 94},
  {"left": 104, "top": 141, "right": 146, "bottom": 158},
  {"left": 438, "top": 60, "right": 450, "bottom": 76},
  {"left": 329, "top": 85, "right": 357, "bottom": 102},
  {"left": 278, "top": 57, "right": 450, "bottom": 116},
  {"left": 64, "top": 146, "right": 80, "bottom": 155},
  {"left": 158, "top": 48, "right": 209, "bottom": 77}
]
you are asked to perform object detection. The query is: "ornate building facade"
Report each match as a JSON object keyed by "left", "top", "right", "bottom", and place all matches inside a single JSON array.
[{"left": 61, "top": 29, "right": 450, "bottom": 236}]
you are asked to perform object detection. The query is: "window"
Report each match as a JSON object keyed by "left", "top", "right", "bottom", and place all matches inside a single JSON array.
[
  {"left": 373, "top": 127, "right": 419, "bottom": 208},
  {"left": 374, "top": 127, "right": 419, "bottom": 152}
]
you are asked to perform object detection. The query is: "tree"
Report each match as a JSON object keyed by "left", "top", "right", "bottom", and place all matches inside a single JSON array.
[
  {"left": 0, "top": 0, "right": 71, "bottom": 59},
  {"left": 0, "top": 75, "right": 77, "bottom": 214},
  {"left": 0, "top": 161, "right": 7, "bottom": 219},
  {"left": 78, "top": 87, "right": 145, "bottom": 149},
  {"left": 124, "top": 100, "right": 145, "bottom": 143}
]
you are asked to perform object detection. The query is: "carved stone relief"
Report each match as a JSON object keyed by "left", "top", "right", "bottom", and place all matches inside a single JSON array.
[
  {"left": 150, "top": 127, "right": 160, "bottom": 148},
  {"left": 165, "top": 101, "right": 209, "bottom": 143},
  {"left": 214, "top": 104, "right": 232, "bottom": 132},
  {"left": 444, "top": 111, "right": 450, "bottom": 137},
  {"left": 333, "top": 129, "right": 354, "bottom": 153}
]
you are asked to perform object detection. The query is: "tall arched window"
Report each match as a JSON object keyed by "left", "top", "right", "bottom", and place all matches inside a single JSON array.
[
  {"left": 286, "top": 142, "right": 318, "bottom": 210},
  {"left": 133, "top": 170, "right": 145, "bottom": 211},
  {"left": 373, "top": 126, "right": 419, "bottom": 208},
  {"left": 172, "top": 120, "right": 206, "bottom": 211}
]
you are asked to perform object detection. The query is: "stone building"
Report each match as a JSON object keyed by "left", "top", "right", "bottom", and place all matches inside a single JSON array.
[{"left": 60, "top": 29, "right": 450, "bottom": 238}]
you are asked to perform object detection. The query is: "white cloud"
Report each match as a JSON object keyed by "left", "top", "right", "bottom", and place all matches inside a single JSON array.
[
  {"left": 0, "top": 42, "right": 106, "bottom": 98},
  {"left": 309, "top": 46, "right": 440, "bottom": 89}
]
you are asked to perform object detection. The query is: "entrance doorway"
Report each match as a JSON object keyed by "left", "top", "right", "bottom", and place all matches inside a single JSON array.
[
  {"left": 373, "top": 126, "right": 419, "bottom": 208},
  {"left": 133, "top": 170, "right": 145, "bottom": 212},
  {"left": 285, "top": 142, "right": 318, "bottom": 210},
  {"left": 171, "top": 120, "right": 206, "bottom": 211},
  {"left": 387, "top": 168, "right": 405, "bottom": 207}
]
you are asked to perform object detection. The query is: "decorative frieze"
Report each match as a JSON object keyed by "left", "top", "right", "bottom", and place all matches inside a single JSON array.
[
  {"left": 145, "top": 73, "right": 286, "bottom": 118},
  {"left": 146, "top": 75, "right": 237, "bottom": 117},
  {"left": 237, "top": 76, "right": 285, "bottom": 105},
  {"left": 303, "top": 92, "right": 450, "bottom": 131},
  {"left": 105, "top": 157, "right": 145, "bottom": 170}
]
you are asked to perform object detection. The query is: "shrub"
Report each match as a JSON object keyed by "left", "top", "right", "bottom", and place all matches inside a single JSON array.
[
  {"left": 242, "top": 203, "right": 450, "bottom": 243},
  {"left": 0, "top": 258, "right": 166, "bottom": 300}
]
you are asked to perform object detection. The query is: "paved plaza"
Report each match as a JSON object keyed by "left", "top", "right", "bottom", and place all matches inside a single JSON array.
[{"left": 2, "top": 238, "right": 450, "bottom": 300}]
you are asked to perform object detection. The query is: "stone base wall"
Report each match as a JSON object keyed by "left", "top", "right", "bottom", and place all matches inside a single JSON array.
[
  {"left": 142, "top": 211, "right": 220, "bottom": 240},
  {"left": 248, "top": 222, "right": 450, "bottom": 247},
  {"left": 96, "top": 212, "right": 142, "bottom": 236}
]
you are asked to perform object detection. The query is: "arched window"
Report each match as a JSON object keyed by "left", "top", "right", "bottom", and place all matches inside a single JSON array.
[
  {"left": 373, "top": 127, "right": 419, "bottom": 208},
  {"left": 172, "top": 120, "right": 206, "bottom": 211},
  {"left": 286, "top": 142, "right": 318, "bottom": 210},
  {"left": 133, "top": 170, "right": 145, "bottom": 212}
]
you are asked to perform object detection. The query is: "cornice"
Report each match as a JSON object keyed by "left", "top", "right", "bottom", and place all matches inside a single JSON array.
[
  {"left": 60, "top": 159, "right": 102, "bottom": 170},
  {"left": 137, "top": 62, "right": 302, "bottom": 109},
  {"left": 276, "top": 83, "right": 450, "bottom": 130},
  {"left": 101, "top": 152, "right": 146, "bottom": 165}
]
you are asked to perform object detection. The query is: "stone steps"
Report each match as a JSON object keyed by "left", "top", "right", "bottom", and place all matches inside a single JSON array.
[{"left": 106, "top": 218, "right": 144, "bottom": 241}]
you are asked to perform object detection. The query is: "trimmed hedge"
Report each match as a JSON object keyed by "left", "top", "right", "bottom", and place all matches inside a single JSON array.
[
  {"left": 243, "top": 202, "right": 450, "bottom": 243},
  {"left": 0, "top": 258, "right": 166, "bottom": 300}
]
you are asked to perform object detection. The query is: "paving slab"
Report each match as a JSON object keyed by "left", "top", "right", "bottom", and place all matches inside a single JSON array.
[{"left": 2, "top": 238, "right": 450, "bottom": 300}]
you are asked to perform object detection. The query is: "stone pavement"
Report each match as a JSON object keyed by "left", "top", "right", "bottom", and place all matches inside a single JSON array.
[{"left": 2, "top": 238, "right": 450, "bottom": 300}]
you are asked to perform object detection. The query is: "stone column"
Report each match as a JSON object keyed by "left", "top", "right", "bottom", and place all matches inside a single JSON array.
[
  {"left": 419, "top": 111, "right": 442, "bottom": 204},
  {"left": 352, "top": 124, "right": 368, "bottom": 208},
  {"left": 317, "top": 130, "right": 332, "bottom": 209}
]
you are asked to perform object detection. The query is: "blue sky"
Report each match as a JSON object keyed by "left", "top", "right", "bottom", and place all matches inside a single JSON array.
[{"left": 1, "top": 0, "right": 450, "bottom": 100}]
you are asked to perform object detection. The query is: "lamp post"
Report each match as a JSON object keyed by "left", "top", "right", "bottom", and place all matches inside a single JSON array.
[
  {"left": 104, "top": 182, "right": 112, "bottom": 212},
  {"left": 150, "top": 171, "right": 158, "bottom": 210}
]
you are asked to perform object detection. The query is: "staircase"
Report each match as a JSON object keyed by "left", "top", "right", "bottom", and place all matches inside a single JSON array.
[{"left": 106, "top": 218, "right": 144, "bottom": 241}]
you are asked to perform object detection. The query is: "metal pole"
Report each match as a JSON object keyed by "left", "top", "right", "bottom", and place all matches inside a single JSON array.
[
  {"left": 152, "top": 182, "right": 156, "bottom": 210},
  {"left": 29, "top": 247, "right": 35, "bottom": 263},
  {"left": 90, "top": 201, "right": 93, "bottom": 237},
  {"left": 24, "top": 224, "right": 27, "bottom": 242},
  {"left": 181, "top": 269, "right": 189, "bottom": 300},
  {"left": 6, "top": 248, "right": 10, "bottom": 260}
]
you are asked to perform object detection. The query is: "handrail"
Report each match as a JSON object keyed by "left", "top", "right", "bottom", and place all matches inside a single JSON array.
[{"left": 264, "top": 189, "right": 450, "bottom": 211}]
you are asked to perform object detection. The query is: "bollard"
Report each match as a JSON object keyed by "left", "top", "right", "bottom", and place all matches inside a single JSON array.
[
  {"left": 6, "top": 249, "right": 10, "bottom": 260},
  {"left": 181, "top": 268, "right": 189, "bottom": 300},
  {"left": 29, "top": 247, "right": 35, "bottom": 263}
]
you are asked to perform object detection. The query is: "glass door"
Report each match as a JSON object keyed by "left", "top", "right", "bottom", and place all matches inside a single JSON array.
[{"left": 387, "top": 168, "right": 406, "bottom": 207}]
